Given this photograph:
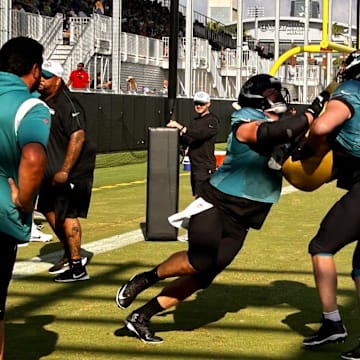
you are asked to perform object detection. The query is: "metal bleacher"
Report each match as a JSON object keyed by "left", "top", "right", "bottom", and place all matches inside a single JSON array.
[{"left": 1, "top": 2, "right": 324, "bottom": 102}]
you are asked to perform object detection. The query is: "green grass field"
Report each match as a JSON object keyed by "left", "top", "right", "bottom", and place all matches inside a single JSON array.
[{"left": 5, "top": 157, "right": 360, "bottom": 360}]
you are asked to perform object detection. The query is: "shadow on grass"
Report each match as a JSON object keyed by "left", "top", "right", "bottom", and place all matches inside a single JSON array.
[
  {"left": 114, "top": 279, "right": 357, "bottom": 349},
  {"left": 154, "top": 280, "right": 322, "bottom": 334},
  {"left": 5, "top": 315, "right": 58, "bottom": 360},
  {"left": 7, "top": 257, "right": 359, "bottom": 360}
]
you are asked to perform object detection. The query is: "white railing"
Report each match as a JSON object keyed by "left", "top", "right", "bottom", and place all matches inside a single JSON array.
[
  {"left": 123, "top": 32, "right": 164, "bottom": 64},
  {"left": 62, "top": 18, "right": 95, "bottom": 80},
  {"left": 39, "top": 13, "right": 64, "bottom": 60},
  {"left": 192, "top": 38, "right": 208, "bottom": 67},
  {"left": 68, "top": 17, "right": 91, "bottom": 45},
  {"left": 11, "top": 10, "right": 57, "bottom": 41},
  {"left": 208, "top": 48, "right": 226, "bottom": 97}
]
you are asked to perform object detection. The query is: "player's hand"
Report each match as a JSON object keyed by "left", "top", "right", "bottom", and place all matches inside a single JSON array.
[
  {"left": 52, "top": 170, "right": 69, "bottom": 185},
  {"left": 8, "top": 178, "right": 33, "bottom": 213},
  {"left": 306, "top": 90, "right": 330, "bottom": 118},
  {"left": 166, "top": 120, "right": 182, "bottom": 130},
  {"left": 291, "top": 138, "right": 314, "bottom": 161}
]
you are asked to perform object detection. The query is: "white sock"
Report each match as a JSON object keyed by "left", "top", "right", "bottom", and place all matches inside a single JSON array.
[{"left": 323, "top": 309, "right": 341, "bottom": 322}]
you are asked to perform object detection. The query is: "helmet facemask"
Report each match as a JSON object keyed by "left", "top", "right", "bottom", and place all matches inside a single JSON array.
[
  {"left": 237, "top": 74, "right": 288, "bottom": 114},
  {"left": 263, "top": 87, "right": 288, "bottom": 114}
]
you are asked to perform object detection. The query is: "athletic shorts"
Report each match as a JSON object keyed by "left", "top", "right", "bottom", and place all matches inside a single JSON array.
[
  {"left": 0, "top": 233, "right": 18, "bottom": 320},
  {"left": 37, "top": 176, "right": 93, "bottom": 221},
  {"left": 186, "top": 181, "right": 271, "bottom": 288},
  {"left": 198, "top": 181, "right": 272, "bottom": 230},
  {"left": 191, "top": 169, "right": 215, "bottom": 197},
  {"left": 188, "top": 206, "right": 248, "bottom": 274},
  {"left": 309, "top": 181, "right": 360, "bottom": 256}
]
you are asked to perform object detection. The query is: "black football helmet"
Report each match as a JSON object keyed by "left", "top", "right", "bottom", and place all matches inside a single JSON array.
[
  {"left": 341, "top": 50, "right": 360, "bottom": 81},
  {"left": 237, "top": 74, "right": 288, "bottom": 113}
]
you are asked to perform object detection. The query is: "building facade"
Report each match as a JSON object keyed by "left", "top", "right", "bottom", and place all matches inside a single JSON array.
[
  {"left": 290, "top": 0, "right": 320, "bottom": 18},
  {"left": 208, "top": 0, "right": 238, "bottom": 24}
]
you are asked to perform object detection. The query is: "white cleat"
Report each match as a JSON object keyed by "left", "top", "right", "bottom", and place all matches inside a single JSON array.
[{"left": 30, "top": 224, "right": 53, "bottom": 242}]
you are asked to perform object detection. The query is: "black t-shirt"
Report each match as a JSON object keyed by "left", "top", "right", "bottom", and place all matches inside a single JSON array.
[
  {"left": 41, "top": 84, "right": 96, "bottom": 181},
  {"left": 180, "top": 112, "right": 219, "bottom": 174}
]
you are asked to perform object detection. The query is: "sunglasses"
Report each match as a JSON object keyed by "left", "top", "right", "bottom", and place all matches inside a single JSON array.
[
  {"left": 42, "top": 70, "right": 55, "bottom": 79},
  {"left": 194, "top": 102, "right": 206, "bottom": 106}
]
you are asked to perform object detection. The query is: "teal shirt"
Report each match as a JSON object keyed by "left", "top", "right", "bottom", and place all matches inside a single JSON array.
[
  {"left": 332, "top": 80, "right": 360, "bottom": 157},
  {"left": 0, "top": 72, "right": 51, "bottom": 242},
  {"left": 210, "top": 107, "right": 282, "bottom": 203}
]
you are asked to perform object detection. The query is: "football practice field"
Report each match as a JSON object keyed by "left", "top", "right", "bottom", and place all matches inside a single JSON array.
[{"left": 6, "top": 156, "right": 359, "bottom": 360}]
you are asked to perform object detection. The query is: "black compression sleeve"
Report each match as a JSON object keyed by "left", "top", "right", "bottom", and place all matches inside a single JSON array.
[{"left": 256, "top": 114, "right": 309, "bottom": 148}]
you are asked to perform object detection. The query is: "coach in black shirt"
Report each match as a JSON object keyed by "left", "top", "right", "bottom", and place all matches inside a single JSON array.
[
  {"left": 167, "top": 91, "right": 219, "bottom": 196},
  {"left": 37, "top": 60, "right": 96, "bottom": 282}
]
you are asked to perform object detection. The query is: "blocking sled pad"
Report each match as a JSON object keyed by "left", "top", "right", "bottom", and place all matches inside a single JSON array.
[{"left": 146, "top": 127, "right": 179, "bottom": 240}]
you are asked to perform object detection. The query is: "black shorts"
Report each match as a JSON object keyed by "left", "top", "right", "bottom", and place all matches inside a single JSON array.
[
  {"left": 186, "top": 205, "right": 249, "bottom": 289},
  {"left": 198, "top": 181, "right": 272, "bottom": 229},
  {"left": 0, "top": 233, "right": 18, "bottom": 320},
  {"left": 37, "top": 176, "right": 93, "bottom": 221},
  {"left": 191, "top": 169, "right": 215, "bottom": 196},
  {"left": 309, "top": 181, "right": 360, "bottom": 256}
]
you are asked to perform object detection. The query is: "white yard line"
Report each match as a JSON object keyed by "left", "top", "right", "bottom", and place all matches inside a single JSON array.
[
  {"left": 13, "top": 185, "right": 297, "bottom": 279},
  {"left": 13, "top": 229, "right": 143, "bottom": 279}
]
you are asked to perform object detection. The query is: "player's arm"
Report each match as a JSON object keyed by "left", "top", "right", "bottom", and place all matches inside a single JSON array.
[
  {"left": 305, "top": 99, "right": 352, "bottom": 153},
  {"left": 9, "top": 143, "right": 47, "bottom": 213},
  {"left": 53, "top": 129, "right": 85, "bottom": 184},
  {"left": 62, "top": 129, "right": 85, "bottom": 172},
  {"left": 236, "top": 90, "right": 329, "bottom": 146},
  {"left": 9, "top": 102, "right": 50, "bottom": 213},
  {"left": 309, "top": 99, "right": 352, "bottom": 136},
  {"left": 235, "top": 112, "right": 313, "bottom": 146}
]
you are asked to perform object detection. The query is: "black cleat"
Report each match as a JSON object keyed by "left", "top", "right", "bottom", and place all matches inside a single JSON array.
[
  {"left": 53, "top": 267, "right": 90, "bottom": 282},
  {"left": 49, "top": 256, "right": 87, "bottom": 274},
  {"left": 116, "top": 273, "right": 150, "bottom": 309},
  {"left": 125, "top": 312, "right": 163, "bottom": 344},
  {"left": 341, "top": 341, "right": 360, "bottom": 360},
  {"left": 303, "top": 318, "right": 347, "bottom": 347}
]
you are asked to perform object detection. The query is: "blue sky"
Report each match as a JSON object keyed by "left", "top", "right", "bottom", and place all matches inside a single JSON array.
[{"left": 180, "top": 0, "right": 356, "bottom": 24}]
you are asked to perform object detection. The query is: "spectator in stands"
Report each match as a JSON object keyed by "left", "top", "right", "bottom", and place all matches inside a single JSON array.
[
  {"left": 143, "top": 86, "right": 156, "bottom": 95},
  {"left": 159, "top": 79, "right": 168, "bottom": 95},
  {"left": 220, "top": 47, "right": 227, "bottom": 66},
  {"left": 91, "top": 72, "right": 112, "bottom": 90},
  {"left": 78, "top": 5, "right": 88, "bottom": 17},
  {"left": 15, "top": 0, "right": 40, "bottom": 14},
  {"left": 66, "top": 62, "right": 90, "bottom": 90},
  {"left": 13, "top": 2, "right": 25, "bottom": 12},
  {"left": 93, "top": 0, "right": 104, "bottom": 14},
  {"left": 127, "top": 76, "right": 138, "bottom": 94},
  {"left": 102, "top": 78, "right": 112, "bottom": 90},
  {"left": 90, "top": 72, "right": 102, "bottom": 89},
  {"left": 37, "top": 1, "right": 52, "bottom": 16}
]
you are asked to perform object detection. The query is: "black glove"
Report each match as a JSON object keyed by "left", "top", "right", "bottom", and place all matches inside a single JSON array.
[
  {"left": 306, "top": 90, "right": 330, "bottom": 118},
  {"left": 291, "top": 137, "right": 314, "bottom": 161},
  {"left": 268, "top": 143, "right": 292, "bottom": 170}
]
